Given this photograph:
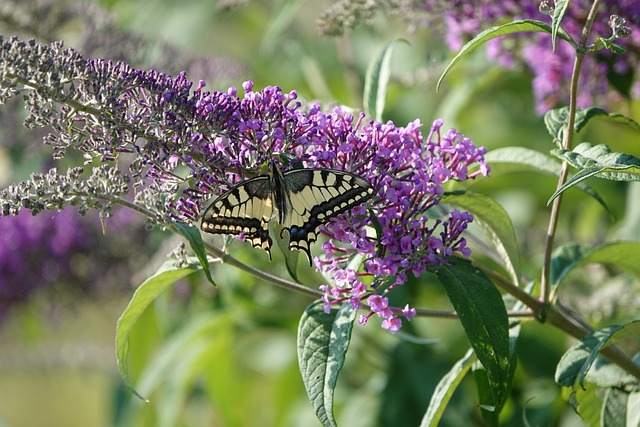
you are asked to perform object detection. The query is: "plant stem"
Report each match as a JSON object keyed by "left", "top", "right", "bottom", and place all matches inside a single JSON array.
[
  {"left": 546, "top": 305, "right": 640, "bottom": 379},
  {"left": 540, "top": 0, "right": 601, "bottom": 303},
  {"left": 483, "top": 263, "right": 640, "bottom": 379}
]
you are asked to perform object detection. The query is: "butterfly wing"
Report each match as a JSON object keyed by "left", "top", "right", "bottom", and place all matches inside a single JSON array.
[
  {"left": 281, "top": 169, "right": 374, "bottom": 265},
  {"left": 200, "top": 176, "right": 275, "bottom": 258}
]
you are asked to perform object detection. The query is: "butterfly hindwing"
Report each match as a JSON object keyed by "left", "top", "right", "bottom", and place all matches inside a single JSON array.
[
  {"left": 200, "top": 176, "right": 275, "bottom": 257},
  {"left": 280, "top": 169, "right": 374, "bottom": 264}
]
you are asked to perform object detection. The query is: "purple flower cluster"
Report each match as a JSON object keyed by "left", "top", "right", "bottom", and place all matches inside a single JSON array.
[
  {"left": 184, "top": 83, "right": 489, "bottom": 332},
  {"left": 0, "top": 211, "right": 87, "bottom": 314},
  {"left": 1, "top": 38, "right": 489, "bottom": 332},
  {"left": 303, "top": 113, "right": 486, "bottom": 332},
  {"left": 0, "top": 207, "right": 147, "bottom": 322},
  {"left": 421, "top": 0, "right": 640, "bottom": 113}
]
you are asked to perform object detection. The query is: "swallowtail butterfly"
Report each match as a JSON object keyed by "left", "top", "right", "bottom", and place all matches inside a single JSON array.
[{"left": 201, "top": 162, "right": 374, "bottom": 265}]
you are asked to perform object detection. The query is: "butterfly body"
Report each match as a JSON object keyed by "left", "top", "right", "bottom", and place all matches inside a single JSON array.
[{"left": 201, "top": 162, "right": 373, "bottom": 264}]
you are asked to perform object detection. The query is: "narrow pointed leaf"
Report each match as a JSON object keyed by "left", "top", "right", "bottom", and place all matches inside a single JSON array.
[
  {"left": 364, "top": 39, "right": 408, "bottom": 122},
  {"left": 173, "top": 221, "right": 216, "bottom": 286},
  {"left": 602, "top": 388, "right": 628, "bottom": 427},
  {"left": 138, "top": 315, "right": 225, "bottom": 427},
  {"left": 550, "top": 0, "right": 570, "bottom": 50},
  {"left": 575, "top": 108, "right": 640, "bottom": 133},
  {"left": 421, "top": 349, "right": 475, "bottom": 427},
  {"left": 473, "top": 363, "right": 499, "bottom": 426},
  {"left": 260, "top": 0, "right": 303, "bottom": 55},
  {"left": 544, "top": 107, "right": 570, "bottom": 143},
  {"left": 549, "top": 143, "right": 640, "bottom": 203},
  {"left": 484, "top": 147, "right": 610, "bottom": 213},
  {"left": 555, "top": 320, "right": 640, "bottom": 388},
  {"left": 438, "top": 20, "right": 572, "bottom": 90},
  {"left": 473, "top": 325, "right": 520, "bottom": 426},
  {"left": 442, "top": 191, "right": 521, "bottom": 286},
  {"left": 550, "top": 241, "right": 640, "bottom": 287},
  {"left": 116, "top": 259, "right": 202, "bottom": 400},
  {"left": 594, "top": 37, "right": 627, "bottom": 54},
  {"left": 297, "top": 300, "right": 357, "bottom": 427},
  {"left": 485, "top": 147, "right": 562, "bottom": 175},
  {"left": 546, "top": 107, "right": 640, "bottom": 140},
  {"left": 547, "top": 166, "right": 611, "bottom": 204},
  {"left": 435, "top": 258, "right": 510, "bottom": 407},
  {"left": 553, "top": 143, "right": 640, "bottom": 180}
]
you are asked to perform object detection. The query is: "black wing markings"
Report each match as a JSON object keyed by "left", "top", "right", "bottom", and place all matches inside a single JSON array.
[
  {"left": 200, "top": 165, "right": 374, "bottom": 265},
  {"left": 281, "top": 169, "right": 373, "bottom": 263},
  {"left": 200, "top": 176, "right": 274, "bottom": 253}
]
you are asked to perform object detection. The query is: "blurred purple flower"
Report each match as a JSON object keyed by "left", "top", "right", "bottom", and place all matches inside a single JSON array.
[
  {"left": 421, "top": 0, "right": 640, "bottom": 113},
  {"left": 0, "top": 207, "right": 146, "bottom": 322}
]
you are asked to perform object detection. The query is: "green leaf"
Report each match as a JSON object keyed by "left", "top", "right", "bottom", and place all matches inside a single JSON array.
[
  {"left": 602, "top": 388, "right": 628, "bottom": 427},
  {"left": 434, "top": 258, "right": 511, "bottom": 408},
  {"left": 544, "top": 107, "right": 570, "bottom": 144},
  {"left": 364, "top": 39, "right": 408, "bottom": 122},
  {"left": 173, "top": 221, "right": 216, "bottom": 286},
  {"left": 550, "top": 0, "right": 570, "bottom": 51},
  {"left": 574, "top": 107, "right": 608, "bottom": 133},
  {"left": 473, "top": 363, "right": 499, "bottom": 426},
  {"left": 483, "top": 147, "right": 610, "bottom": 214},
  {"left": 554, "top": 143, "right": 640, "bottom": 179},
  {"left": 297, "top": 300, "right": 357, "bottom": 427},
  {"left": 573, "top": 381, "right": 603, "bottom": 426},
  {"left": 473, "top": 325, "right": 520, "bottom": 426},
  {"left": 594, "top": 37, "right": 627, "bottom": 54},
  {"left": 550, "top": 241, "right": 640, "bottom": 288},
  {"left": 274, "top": 222, "right": 302, "bottom": 282},
  {"left": 604, "top": 113, "right": 640, "bottom": 131},
  {"left": 202, "top": 324, "right": 244, "bottom": 426},
  {"left": 555, "top": 320, "right": 640, "bottom": 389},
  {"left": 583, "top": 357, "right": 638, "bottom": 389},
  {"left": 260, "top": 0, "right": 304, "bottom": 55},
  {"left": 545, "top": 107, "right": 640, "bottom": 141},
  {"left": 549, "top": 143, "right": 640, "bottom": 203},
  {"left": 115, "top": 259, "right": 202, "bottom": 400},
  {"left": 441, "top": 191, "right": 521, "bottom": 286},
  {"left": 421, "top": 349, "right": 475, "bottom": 427},
  {"left": 136, "top": 314, "right": 228, "bottom": 427},
  {"left": 438, "top": 20, "right": 572, "bottom": 90},
  {"left": 576, "top": 108, "right": 640, "bottom": 133},
  {"left": 628, "top": 391, "right": 640, "bottom": 427},
  {"left": 485, "top": 147, "right": 563, "bottom": 175}
]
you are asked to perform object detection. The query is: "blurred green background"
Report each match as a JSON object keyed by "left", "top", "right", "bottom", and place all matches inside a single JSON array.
[{"left": 1, "top": 1, "right": 639, "bottom": 426}]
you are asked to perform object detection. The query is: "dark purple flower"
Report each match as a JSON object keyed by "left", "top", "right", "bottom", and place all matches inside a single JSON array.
[
  {"left": 420, "top": 0, "right": 640, "bottom": 113},
  {"left": 0, "top": 207, "right": 147, "bottom": 322}
]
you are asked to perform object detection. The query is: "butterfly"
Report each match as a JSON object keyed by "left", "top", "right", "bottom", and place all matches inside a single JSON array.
[{"left": 200, "top": 162, "right": 374, "bottom": 265}]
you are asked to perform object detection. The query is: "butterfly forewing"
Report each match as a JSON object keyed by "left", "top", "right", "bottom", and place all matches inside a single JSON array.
[
  {"left": 281, "top": 169, "right": 374, "bottom": 264},
  {"left": 201, "top": 176, "right": 275, "bottom": 257}
]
